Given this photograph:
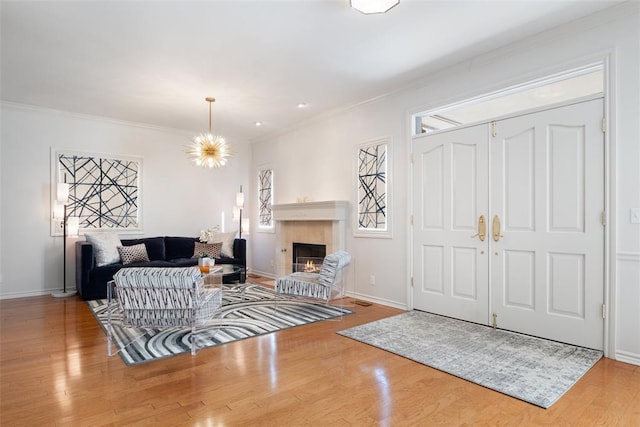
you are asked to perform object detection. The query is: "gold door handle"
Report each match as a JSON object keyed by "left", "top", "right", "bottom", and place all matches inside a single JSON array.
[
  {"left": 493, "top": 214, "right": 504, "bottom": 242},
  {"left": 471, "top": 215, "right": 486, "bottom": 241}
]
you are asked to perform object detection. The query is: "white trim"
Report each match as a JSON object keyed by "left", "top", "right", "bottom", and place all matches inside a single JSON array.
[
  {"left": 1, "top": 101, "right": 193, "bottom": 136},
  {"left": 616, "top": 252, "right": 640, "bottom": 261},
  {"left": 345, "top": 290, "right": 408, "bottom": 311},
  {"left": 0, "top": 287, "right": 77, "bottom": 300},
  {"left": 603, "top": 52, "right": 615, "bottom": 360},
  {"left": 249, "top": 270, "right": 276, "bottom": 280},
  {"left": 614, "top": 350, "right": 640, "bottom": 367},
  {"left": 272, "top": 201, "right": 349, "bottom": 221}
]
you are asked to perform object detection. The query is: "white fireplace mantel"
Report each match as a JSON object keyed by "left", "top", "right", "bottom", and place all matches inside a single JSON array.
[{"left": 272, "top": 201, "right": 349, "bottom": 221}]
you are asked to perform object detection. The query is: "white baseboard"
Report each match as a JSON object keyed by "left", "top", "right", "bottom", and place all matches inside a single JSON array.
[
  {"left": 345, "top": 291, "right": 408, "bottom": 310},
  {"left": 0, "top": 287, "right": 78, "bottom": 300},
  {"left": 248, "top": 269, "right": 276, "bottom": 279},
  {"left": 615, "top": 350, "right": 640, "bottom": 366}
]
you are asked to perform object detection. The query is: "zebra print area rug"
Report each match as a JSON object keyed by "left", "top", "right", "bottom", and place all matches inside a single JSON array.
[{"left": 88, "top": 283, "right": 351, "bottom": 365}]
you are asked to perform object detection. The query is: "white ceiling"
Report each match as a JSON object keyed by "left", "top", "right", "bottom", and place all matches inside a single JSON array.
[{"left": 0, "top": 0, "right": 621, "bottom": 144}]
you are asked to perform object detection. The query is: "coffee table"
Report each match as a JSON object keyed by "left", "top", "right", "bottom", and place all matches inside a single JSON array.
[{"left": 203, "top": 264, "right": 245, "bottom": 285}]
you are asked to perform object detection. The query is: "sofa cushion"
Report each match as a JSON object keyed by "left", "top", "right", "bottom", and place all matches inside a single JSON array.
[
  {"left": 217, "top": 256, "right": 239, "bottom": 265},
  {"left": 84, "top": 232, "right": 122, "bottom": 266},
  {"left": 121, "top": 237, "right": 166, "bottom": 261},
  {"left": 172, "top": 258, "right": 199, "bottom": 267},
  {"left": 123, "top": 260, "right": 175, "bottom": 268},
  {"left": 165, "top": 237, "right": 199, "bottom": 260},
  {"left": 117, "top": 244, "right": 150, "bottom": 265}
]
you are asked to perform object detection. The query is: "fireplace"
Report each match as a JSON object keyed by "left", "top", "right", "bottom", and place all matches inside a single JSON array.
[
  {"left": 272, "top": 201, "right": 349, "bottom": 278},
  {"left": 292, "top": 242, "right": 326, "bottom": 272}
]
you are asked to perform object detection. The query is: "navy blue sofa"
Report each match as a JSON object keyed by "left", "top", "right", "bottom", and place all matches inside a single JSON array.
[{"left": 75, "top": 236, "right": 246, "bottom": 300}]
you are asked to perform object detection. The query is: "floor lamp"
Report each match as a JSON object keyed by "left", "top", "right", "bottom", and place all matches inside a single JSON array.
[
  {"left": 52, "top": 182, "right": 79, "bottom": 298},
  {"left": 235, "top": 185, "right": 245, "bottom": 238}
]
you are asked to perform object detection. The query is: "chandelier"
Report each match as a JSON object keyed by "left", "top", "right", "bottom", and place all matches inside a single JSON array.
[{"left": 187, "top": 97, "right": 231, "bottom": 168}]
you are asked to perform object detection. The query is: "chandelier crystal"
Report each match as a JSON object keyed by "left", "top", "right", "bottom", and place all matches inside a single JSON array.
[{"left": 187, "top": 97, "right": 231, "bottom": 168}]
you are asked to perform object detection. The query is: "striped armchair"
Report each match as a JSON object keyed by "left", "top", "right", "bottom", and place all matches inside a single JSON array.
[
  {"left": 107, "top": 267, "right": 222, "bottom": 356},
  {"left": 275, "top": 251, "right": 351, "bottom": 303}
]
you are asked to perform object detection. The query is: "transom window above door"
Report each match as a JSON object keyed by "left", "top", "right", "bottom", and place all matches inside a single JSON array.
[{"left": 413, "top": 64, "right": 604, "bottom": 135}]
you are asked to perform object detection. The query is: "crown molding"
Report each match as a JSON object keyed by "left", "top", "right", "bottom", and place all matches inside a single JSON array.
[{"left": 0, "top": 100, "right": 193, "bottom": 137}]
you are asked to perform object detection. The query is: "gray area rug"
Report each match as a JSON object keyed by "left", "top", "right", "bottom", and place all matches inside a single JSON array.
[
  {"left": 88, "top": 283, "right": 351, "bottom": 365},
  {"left": 338, "top": 310, "right": 602, "bottom": 408}
]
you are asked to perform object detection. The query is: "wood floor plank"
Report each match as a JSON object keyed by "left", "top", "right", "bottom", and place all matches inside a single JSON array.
[{"left": 1, "top": 288, "right": 638, "bottom": 426}]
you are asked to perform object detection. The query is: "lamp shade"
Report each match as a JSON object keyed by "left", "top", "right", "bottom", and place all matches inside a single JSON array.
[
  {"left": 52, "top": 202, "right": 65, "bottom": 221},
  {"left": 67, "top": 217, "right": 80, "bottom": 237},
  {"left": 56, "top": 182, "right": 70, "bottom": 204},
  {"left": 236, "top": 192, "right": 245, "bottom": 208}
]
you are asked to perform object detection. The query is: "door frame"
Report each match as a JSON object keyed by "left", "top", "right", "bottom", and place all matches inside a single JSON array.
[{"left": 407, "top": 58, "right": 615, "bottom": 357}]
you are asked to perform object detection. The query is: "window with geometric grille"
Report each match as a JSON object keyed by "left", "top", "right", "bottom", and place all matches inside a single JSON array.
[
  {"left": 258, "top": 168, "right": 273, "bottom": 229},
  {"left": 355, "top": 137, "right": 391, "bottom": 238}
]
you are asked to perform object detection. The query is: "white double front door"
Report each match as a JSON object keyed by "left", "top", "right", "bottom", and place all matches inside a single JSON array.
[{"left": 412, "top": 98, "right": 604, "bottom": 350}]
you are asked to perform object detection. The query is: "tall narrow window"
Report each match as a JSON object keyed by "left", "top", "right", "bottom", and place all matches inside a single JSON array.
[
  {"left": 355, "top": 137, "right": 391, "bottom": 238},
  {"left": 258, "top": 168, "right": 273, "bottom": 229}
]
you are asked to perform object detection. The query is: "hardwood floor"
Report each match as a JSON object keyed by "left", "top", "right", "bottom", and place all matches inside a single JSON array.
[{"left": 1, "top": 283, "right": 638, "bottom": 426}]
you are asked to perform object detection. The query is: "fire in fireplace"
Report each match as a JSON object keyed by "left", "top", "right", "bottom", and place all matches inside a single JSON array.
[{"left": 292, "top": 242, "right": 326, "bottom": 273}]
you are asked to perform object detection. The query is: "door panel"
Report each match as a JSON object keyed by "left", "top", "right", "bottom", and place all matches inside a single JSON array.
[
  {"left": 490, "top": 99, "right": 604, "bottom": 350},
  {"left": 413, "top": 124, "right": 489, "bottom": 324},
  {"left": 503, "top": 249, "right": 535, "bottom": 309},
  {"left": 549, "top": 124, "right": 586, "bottom": 232},
  {"left": 504, "top": 128, "right": 535, "bottom": 231}
]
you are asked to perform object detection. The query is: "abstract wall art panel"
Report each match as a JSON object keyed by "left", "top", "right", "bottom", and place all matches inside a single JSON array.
[{"left": 52, "top": 149, "right": 142, "bottom": 235}]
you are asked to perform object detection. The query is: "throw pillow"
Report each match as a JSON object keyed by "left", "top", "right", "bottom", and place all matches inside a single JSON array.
[
  {"left": 117, "top": 244, "right": 150, "bottom": 265},
  {"left": 206, "top": 230, "right": 237, "bottom": 258},
  {"left": 193, "top": 241, "right": 223, "bottom": 259},
  {"left": 84, "top": 232, "right": 122, "bottom": 266}
]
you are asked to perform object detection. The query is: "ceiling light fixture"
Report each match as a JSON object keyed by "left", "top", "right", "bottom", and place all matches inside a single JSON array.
[
  {"left": 297, "top": 103, "right": 307, "bottom": 109},
  {"left": 350, "top": 0, "right": 399, "bottom": 14},
  {"left": 186, "top": 97, "right": 231, "bottom": 168}
]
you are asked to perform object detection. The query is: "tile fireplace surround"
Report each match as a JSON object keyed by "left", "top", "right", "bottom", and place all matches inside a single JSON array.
[{"left": 272, "top": 201, "right": 349, "bottom": 278}]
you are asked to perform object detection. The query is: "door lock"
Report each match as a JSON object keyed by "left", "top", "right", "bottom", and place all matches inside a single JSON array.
[{"left": 470, "top": 215, "right": 486, "bottom": 241}]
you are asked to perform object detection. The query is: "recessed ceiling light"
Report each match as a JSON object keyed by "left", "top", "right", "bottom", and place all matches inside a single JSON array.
[
  {"left": 297, "top": 103, "right": 308, "bottom": 109},
  {"left": 255, "top": 121, "right": 263, "bottom": 127}
]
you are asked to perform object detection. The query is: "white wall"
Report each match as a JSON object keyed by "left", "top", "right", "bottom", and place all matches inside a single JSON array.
[
  {"left": 0, "top": 103, "right": 249, "bottom": 298},
  {"left": 250, "top": 3, "right": 640, "bottom": 363}
]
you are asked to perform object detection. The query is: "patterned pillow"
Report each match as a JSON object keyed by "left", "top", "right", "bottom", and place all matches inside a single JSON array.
[
  {"left": 84, "top": 232, "right": 122, "bottom": 266},
  {"left": 117, "top": 244, "right": 150, "bottom": 265},
  {"left": 193, "top": 241, "right": 222, "bottom": 259}
]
